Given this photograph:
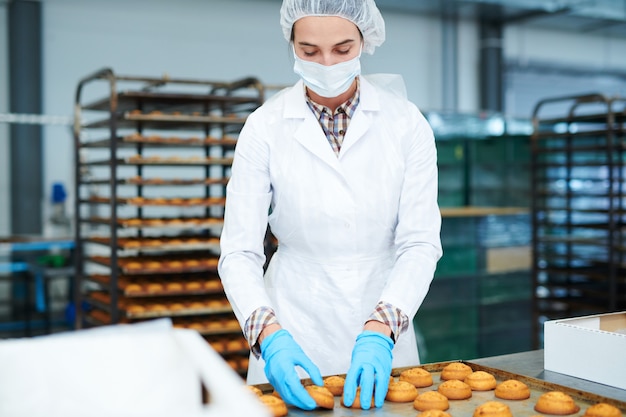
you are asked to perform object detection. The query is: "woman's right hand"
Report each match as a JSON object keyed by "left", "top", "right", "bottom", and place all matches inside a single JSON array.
[{"left": 260, "top": 329, "right": 323, "bottom": 410}]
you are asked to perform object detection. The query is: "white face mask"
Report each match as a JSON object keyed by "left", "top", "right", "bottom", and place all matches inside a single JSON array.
[{"left": 293, "top": 48, "right": 361, "bottom": 98}]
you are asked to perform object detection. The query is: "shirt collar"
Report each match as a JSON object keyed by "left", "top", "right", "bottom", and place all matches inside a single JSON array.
[{"left": 305, "top": 77, "right": 361, "bottom": 118}]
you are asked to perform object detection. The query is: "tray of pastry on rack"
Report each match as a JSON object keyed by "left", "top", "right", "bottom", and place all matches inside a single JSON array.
[
  {"left": 88, "top": 274, "right": 224, "bottom": 297},
  {"left": 172, "top": 314, "right": 243, "bottom": 336},
  {"left": 206, "top": 335, "right": 250, "bottom": 356},
  {"left": 86, "top": 291, "right": 232, "bottom": 318},
  {"left": 124, "top": 154, "right": 234, "bottom": 165},
  {"left": 86, "top": 196, "right": 226, "bottom": 207},
  {"left": 89, "top": 255, "right": 219, "bottom": 275},
  {"left": 89, "top": 217, "right": 223, "bottom": 230},
  {"left": 88, "top": 236, "right": 220, "bottom": 252},
  {"left": 125, "top": 109, "right": 248, "bottom": 123},
  {"left": 124, "top": 196, "right": 226, "bottom": 207},
  {"left": 124, "top": 176, "right": 229, "bottom": 186},
  {"left": 121, "top": 133, "right": 238, "bottom": 147}
]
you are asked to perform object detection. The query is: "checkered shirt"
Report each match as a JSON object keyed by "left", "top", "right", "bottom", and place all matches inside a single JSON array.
[
  {"left": 305, "top": 78, "right": 360, "bottom": 156},
  {"left": 245, "top": 301, "right": 408, "bottom": 357}
]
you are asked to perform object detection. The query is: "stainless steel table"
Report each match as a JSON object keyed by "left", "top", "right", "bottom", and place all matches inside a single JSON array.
[{"left": 472, "top": 349, "right": 626, "bottom": 402}]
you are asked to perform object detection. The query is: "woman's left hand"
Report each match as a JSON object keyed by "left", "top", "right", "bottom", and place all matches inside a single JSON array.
[{"left": 342, "top": 330, "right": 394, "bottom": 409}]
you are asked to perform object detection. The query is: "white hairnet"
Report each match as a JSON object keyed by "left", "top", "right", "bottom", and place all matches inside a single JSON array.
[{"left": 280, "top": 0, "right": 385, "bottom": 55}]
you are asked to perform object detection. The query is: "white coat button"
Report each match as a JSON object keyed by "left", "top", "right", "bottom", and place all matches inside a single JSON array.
[{"left": 344, "top": 222, "right": 351, "bottom": 228}]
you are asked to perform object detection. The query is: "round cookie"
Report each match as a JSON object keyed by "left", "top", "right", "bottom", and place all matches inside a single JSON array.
[
  {"left": 305, "top": 385, "right": 335, "bottom": 409},
  {"left": 414, "top": 390, "right": 450, "bottom": 411},
  {"left": 259, "top": 394, "right": 288, "bottom": 417},
  {"left": 474, "top": 401, "right": 514, "bottom": 417},
  {"left": 535, "top": 391, "right": 581, "bottom": 415},
  {"left": 465, "top": 371, "right": 497, "bottom": 391},
  {"left": 584, "top": 403, "right": 623, "bottom": 417},
  {"left": 495, "top": 379, "right": 531, "bottom": 400},
  {"left": 400, "top": 367, "right": 434, "bottom": 388},
  {"left": 385, "top": 380, "right": 419, "bottom": 403},
  {"left": 441, "top": 362, "right": 473, "bottom": 381},
  {"left": 419, "top": 410, "right": 453, "bottom": 417},
  {"left": 323, "top": 375, "right": 345, "bottom": 396},
  {"left": 341, "top": 388, "right": 375, "bottom": 409},
  {"left": 437, "top": 379, "right": 472, "bottom": 400}
]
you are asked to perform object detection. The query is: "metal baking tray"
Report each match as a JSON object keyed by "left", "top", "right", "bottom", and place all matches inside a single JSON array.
[
  {"left": 252, "top": 360, "right": 626, "bottom": 416},
  {"left": 80, "top": 135, "right": 238, "bottom": 149},
  {"left": 81, "top": 89, "right": 261, "bottom": 113},
  {"left": 84, "top": 217, "right": 224, "bottom": 231}
]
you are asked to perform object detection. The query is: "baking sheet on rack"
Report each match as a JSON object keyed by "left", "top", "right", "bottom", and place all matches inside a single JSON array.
[{"left": 252, "top": 361, "right": 626, "bottom": 417}]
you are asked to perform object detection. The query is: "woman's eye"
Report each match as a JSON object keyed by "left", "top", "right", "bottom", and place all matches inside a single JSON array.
[
  {"left": 336, "top": 49, "right": 351, "bottom": 55},
  {"left": 303, "top": 50, "right": 317, "bottom": 57}
]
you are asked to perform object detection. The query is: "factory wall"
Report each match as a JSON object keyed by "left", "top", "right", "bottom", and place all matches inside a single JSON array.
[
  {"left": 0, "top": 5, "right": 9, "bottom": 236},
  {"left": 0, "top": 0, "right": 625, "bottom": 229}
]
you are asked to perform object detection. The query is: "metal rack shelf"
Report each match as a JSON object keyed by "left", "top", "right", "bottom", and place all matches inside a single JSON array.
[
  {"left": 73, "top": 68, "right": 263, "bottom": 376},
  {"left": 531, "top": 93, "right": 626, "bottom": 349}
]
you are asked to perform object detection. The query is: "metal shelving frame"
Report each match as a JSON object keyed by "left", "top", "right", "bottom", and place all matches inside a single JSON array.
[
  {"left": 530, "top": 93, "right": 626, "bottom": 348},
  {"left": 73, "top": 68, "right": 264, "bottom": 329}
]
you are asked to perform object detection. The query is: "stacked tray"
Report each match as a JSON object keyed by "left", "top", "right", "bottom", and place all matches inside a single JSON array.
[
  {"left": 74, "top": 69, "right": 264, "bottom": 377},
  {"left": 250, "top": 361, "right": 626, "bottom": 416}
]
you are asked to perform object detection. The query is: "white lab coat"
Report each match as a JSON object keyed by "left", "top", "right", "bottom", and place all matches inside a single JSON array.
[{"left": 218, "top": 77, "right": 442, "bottom": 384}]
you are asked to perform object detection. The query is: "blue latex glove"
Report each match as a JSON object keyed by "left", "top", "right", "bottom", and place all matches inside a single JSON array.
[
  {"left": 260, "top": 329, "right": 323, "bottom": 410},
  {"left": 343, "top": 330, "right": 394, "bottom": 410}
]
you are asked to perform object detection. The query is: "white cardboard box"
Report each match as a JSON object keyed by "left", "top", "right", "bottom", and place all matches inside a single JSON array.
[
  {"left": 0, "top": 319, "right": 269, "bottom": 417},
  {"left": 544, "top": 312, "right": 626, "bottom": 390}
]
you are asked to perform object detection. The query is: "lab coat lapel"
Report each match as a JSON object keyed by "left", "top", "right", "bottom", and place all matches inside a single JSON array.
[
  {"left": 284, "top": 80, "right": 341, "bottom": 171},
  {"left": 338, "top": 77, "right": 379, "bottom": 158},
  {"left": 294, "top": 116, "right": 340, "bottom": 170}
]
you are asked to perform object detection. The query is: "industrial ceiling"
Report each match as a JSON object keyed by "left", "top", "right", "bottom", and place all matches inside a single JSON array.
[{"left": 375, "top": 0, "right": 626, "bottom": 38}]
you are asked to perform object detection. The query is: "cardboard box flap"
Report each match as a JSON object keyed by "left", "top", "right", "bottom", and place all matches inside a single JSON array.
[
  {"left": 558, "top": 313, "right": 626, "bottom": 337},
  {"left": 0, "top": 319, "right": 269, "bottom": 417}
]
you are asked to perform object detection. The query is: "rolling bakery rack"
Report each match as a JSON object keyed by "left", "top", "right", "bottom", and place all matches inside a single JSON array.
[
  {"left": 530, "top": 93, "right": 626, "bottom": 348},
  {"left": 73, "top": 68, "right": 264, "bottom": 375}
]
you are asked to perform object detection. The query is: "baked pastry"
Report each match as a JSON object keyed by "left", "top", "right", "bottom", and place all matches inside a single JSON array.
[
  {"left": 247, "top": 385, "right": 263, "bottom": 397},
  {"left": 534, "top": 391, "right": 580, "bottom": 415},
  {"left": 441, "top": 362, "right": 473, "bottom": 381},
  {"left": 305, "top": 385, "right": 334, "bottom": 409},
  {"left": 583, "top": 403, "right": 622, "bottom": 417},
  {"left": 146, "top": 283, "right": 164, "bottom": 293},
  {"left": 125, "top": 283, "right": 142, "bottom": 294},
  {"left": 204, "top": 280, "right": 222, "bottom": 291},
  {"left": 495, "top": 379, "right": 531, "bottom": 400},
  {"left": 437, "top": 379, "right": 472, "bottom": 400},
  {"left": 169, "top": 303, "right": 185, "bottom": 311},
  {"left": 125, "top": 262, "right": 143, "bottom": 270},
  {"left": 145, "top": 261, "right": 162, "bottom": 269},
  {"left": 259, "top": 394, "right": 288, "bottom": 417},
  {"left": 341, "top": 388, "right": 375, "bottom": 409},
  {"left": 413, "top": 390, "right": 450, "bottom": 411},
  {"left": 385, "top": 380, "right": 418, "bottom": 402},
  {"left": 400, "top": 367, "right": 433, "bottom": 387},
  {"left": 166, "top": 261, "right": 183, "bottom": 268},
  {"left": 185, "top": 281, "right": 202, "bottom": 290},
  {"left": 165, "top": 282, "right": 183, "bottom": 291},
  {"left": 126, "top": 304, "right": 145, "bottom": 314},
  {"left": 149, "top": 303, "right": 167, "bottom": 313},
  {"left": 226, "top": 338, "right": 245, "bottom": 351},
  {"left": 474, "top": 401, "right": 514, "bottom": 417},
  {"left": 418, "top": 410, "right": 453, "bottom": 417},
  {"left": 464, "top": 371, "right": 497, "bottom": 391},
  {"left": 323, "top": 375, "right": 345, "bottom": 396}
]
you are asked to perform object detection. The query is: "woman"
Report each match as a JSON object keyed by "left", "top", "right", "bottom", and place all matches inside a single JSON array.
[{"left": 218, "top": 0, "right": 442, "bottom": 410}]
